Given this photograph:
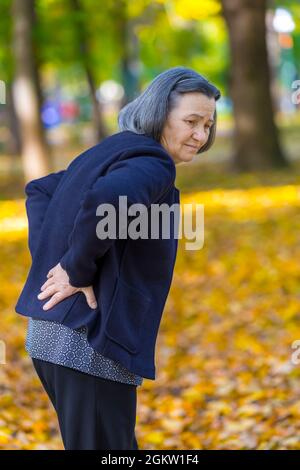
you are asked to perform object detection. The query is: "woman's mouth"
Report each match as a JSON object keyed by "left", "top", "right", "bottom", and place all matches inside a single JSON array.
[{"left": 185, "top": 144, "right": 198, "bottom": 150}]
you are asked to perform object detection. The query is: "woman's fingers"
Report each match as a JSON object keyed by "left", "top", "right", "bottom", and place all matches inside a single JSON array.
[
  {"left": 82, "top": 286, "right": 97, "bottom": 309},
  {"left": 42, "top": 291, "right": 65, "bottom": 310},
  {"left": 40, "top": 279, "right": 55, "bottom": 291},
  {"left": 37, "top": 285, "right": 57, "bottom": 300},
  {"left": 37, "top": 263, "right": 76, "bottom": 311},
  {"left": 46, "top": 262, "right": 60, "bottom": 278}
]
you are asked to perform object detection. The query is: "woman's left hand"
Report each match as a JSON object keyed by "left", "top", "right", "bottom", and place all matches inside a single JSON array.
[{"left": 37, "top": 262, "right": 98, "bottom": 311}]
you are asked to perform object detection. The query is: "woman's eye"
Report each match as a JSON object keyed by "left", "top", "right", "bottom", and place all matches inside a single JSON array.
[{"left": 186, "top": 120, "right": 194, "bottom": 125}]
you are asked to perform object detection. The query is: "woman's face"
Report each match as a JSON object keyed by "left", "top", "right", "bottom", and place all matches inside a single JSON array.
[{"left": 160, "top": 92, "right": 216, "bottom": 164}]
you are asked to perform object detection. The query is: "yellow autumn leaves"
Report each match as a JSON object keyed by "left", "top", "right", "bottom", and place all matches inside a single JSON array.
[{"left": 1, "top": 178, "right": 300, "bottom": 449}]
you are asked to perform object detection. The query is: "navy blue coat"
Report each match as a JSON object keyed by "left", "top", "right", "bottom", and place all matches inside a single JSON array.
[{"left": 15, "top": 130, "right": 180, "bottom": 379}]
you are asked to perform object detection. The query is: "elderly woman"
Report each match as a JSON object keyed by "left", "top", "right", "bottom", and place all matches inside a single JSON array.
[{"left": 15, "top": 66, "right": 220, "bottom": 450}]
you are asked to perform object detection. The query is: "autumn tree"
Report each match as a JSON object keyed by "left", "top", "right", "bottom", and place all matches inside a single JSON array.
[
  {"left": 221, "top": 0, "right": 288, "bottom": 170},
  {"left": 69, "top": 0, "right": 108, "bottom": 141},
  {"left": 12, "top": 0, "right": 51, "bottom": 182}
]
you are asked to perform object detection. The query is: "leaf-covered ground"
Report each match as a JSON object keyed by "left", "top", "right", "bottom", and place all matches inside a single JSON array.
[{"left": 1, "top": 168, "right": 300, "bottom": 450}]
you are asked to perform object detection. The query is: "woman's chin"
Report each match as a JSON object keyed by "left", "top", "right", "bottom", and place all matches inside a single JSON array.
[
  {"left": 182, "top": 153, "right": 195, "bottom": 162},
  {"left": 173, "top": 152, "right": 195, "bottom": 164}
]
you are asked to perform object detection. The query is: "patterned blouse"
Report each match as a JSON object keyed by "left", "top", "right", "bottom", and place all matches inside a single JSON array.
[{"left": 25, "top": 318, "right": 144, "bottom": 387}]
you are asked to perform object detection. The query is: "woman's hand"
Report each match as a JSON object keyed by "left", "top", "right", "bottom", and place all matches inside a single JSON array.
[{"left": 37, "top": 262, "right": 98, "bottom": 311}]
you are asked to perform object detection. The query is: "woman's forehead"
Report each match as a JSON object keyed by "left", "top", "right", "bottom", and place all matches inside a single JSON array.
[{"left": 175, "top": 93, "right": 216, "bottom": 117}]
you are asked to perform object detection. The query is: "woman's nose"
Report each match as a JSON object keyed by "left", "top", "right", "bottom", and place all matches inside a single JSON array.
[{"left": 192, "top": 129, "right": 207, "bottom": 145}]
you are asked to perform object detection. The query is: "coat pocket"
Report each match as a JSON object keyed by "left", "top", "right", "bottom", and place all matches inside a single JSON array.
[{"left": 104, "top": 277, "right": 152, "bottom": 354}]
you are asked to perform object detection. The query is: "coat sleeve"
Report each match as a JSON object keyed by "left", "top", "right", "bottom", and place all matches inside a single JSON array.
[
  {"left": 59, "top": 154, "right": 175, "bottom": 287},
  {"left": 25, "top": 170, "right": 66, "bottom": 259}
]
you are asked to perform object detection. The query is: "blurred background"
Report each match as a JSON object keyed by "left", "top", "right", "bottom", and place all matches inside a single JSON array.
[{"left": 0, "top": 0, "right": 300, "bottom": 450}]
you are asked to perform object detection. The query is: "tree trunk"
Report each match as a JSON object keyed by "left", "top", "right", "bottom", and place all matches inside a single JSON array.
[
  {"left": 120, "top": 20, "right": 141, "bottom": 107},
  {"left": 221, "top": 0, "right": 288, "bottom": 170},
  {"left": 6, "top": 83, "right": 22, "bottom": 156},
  {"left": 12, "top": 0, "right": 51, "bottom": 182},
  {"left": 113, "top": 0, "right": 141, "bottom": 108},
  {"left": 70, "top": 0, "right": 108, "bottom": 142}
]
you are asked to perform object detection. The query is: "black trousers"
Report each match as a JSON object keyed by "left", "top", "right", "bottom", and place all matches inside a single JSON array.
[{"left": 31, "top": 357, "right": 139, "bottom": 450}]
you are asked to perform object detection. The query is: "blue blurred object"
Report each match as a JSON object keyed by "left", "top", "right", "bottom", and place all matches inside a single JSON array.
[
  {"left": 41, "top": 99, "right": 62, "bottom": 129},
  {"left": 217, "top": 96, "right": 232, "bottom": 116}
]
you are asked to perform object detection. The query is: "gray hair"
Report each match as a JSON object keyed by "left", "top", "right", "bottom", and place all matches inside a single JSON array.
[{"left": 117, "top": 66, "right": 221, "bottom": 154}]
